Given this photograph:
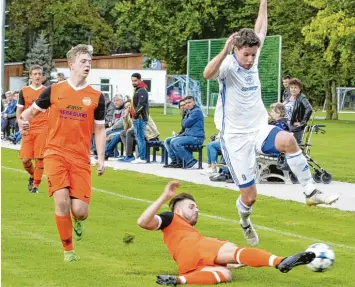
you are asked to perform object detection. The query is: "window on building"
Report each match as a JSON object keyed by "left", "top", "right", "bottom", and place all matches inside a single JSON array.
[
  {"left": 143, "top": 79, "right": 152, "bottom": 92},
  {"left": 100, "top": 78, "right": 110, "bottom": 92}
]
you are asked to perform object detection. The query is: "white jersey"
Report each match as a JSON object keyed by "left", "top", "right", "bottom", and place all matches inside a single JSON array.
[{"left": 215, "top": 52, "right": 268, "bottom": 134}]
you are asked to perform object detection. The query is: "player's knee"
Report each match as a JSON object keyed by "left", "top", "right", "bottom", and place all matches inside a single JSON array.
[
  {"left": 220, "top": 269, "right": 232, "bottom": 282},
  {"left": 71, "top": 207, "right": 88, "bottom": 220},
  {"left": 56, "top": 198, "right": 71, "bottom": 214},
  {"left": 278, "top": 132, "right": 297, "bottom": 152},
  {"left": 21, "top": 158, "right": 31, "bottom": 164},
  {"left": 241, "top": 193, "right": 257, "bottom": 206}
]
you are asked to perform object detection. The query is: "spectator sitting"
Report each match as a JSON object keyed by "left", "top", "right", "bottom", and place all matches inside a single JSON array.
[
  {"left": 169, "top": 96, "right": 205, "bottom": 169},
  {"left": 200, "top": 133, "right": 221, "bottom": 175},
  {"left": 57, "top": 72, "right": 65, "bottom": 82},
  {"left": 164, "top": 99, "right": 187, "bottom": 168},
  {"left": 92, "top": 93, "right": 116, "bottom": 154},
  {"left": 8, "top": 130, "right": 22, "bottom": 145},
  {"left": 283, "top": 78, "right": 312, "bottom": 145},
  {"left": 1, "top": 91, "right": 17, "bottom": 138},
  {"left": 104, "top": 93, "right": 116, "bottom": 128},
  {"left": 104, "top": 95, "right": 125, "bottom": 159},
  {"left": 119, "top": 102, "right": 135, "bottom": 162},
  {"left": 119, "top": 114, "right": 160, "bottom": 163},
  {"left": 268, "top": 102, "right": 289, "bottom": 132}
]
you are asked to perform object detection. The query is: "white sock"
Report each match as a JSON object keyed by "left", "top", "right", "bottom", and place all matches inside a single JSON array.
[
  {"left": 236, "top": 196, "right": 252, "bottom": 227},
  {"left": 286, "top": 150, "right": 315, "bottom": 196}
]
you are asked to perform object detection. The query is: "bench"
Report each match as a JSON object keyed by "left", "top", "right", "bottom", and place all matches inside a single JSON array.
[
  {"left": 183, "top": 145, "right": 205, "bottom": 169},
  {"left": 146, "top": 140, "right": 166, "bottom": 163}
]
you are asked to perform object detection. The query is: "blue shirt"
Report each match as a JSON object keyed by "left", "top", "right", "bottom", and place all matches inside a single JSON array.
[
  {"left": 2, "top": 99, "right": 17, "bottom": 116},
  {"left": 182, "top": 106, "right": 205, "bottom": 139}
]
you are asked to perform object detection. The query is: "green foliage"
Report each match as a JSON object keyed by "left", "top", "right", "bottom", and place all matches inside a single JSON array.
[
  {"left": 6, "top": 0, "right": 116, "bottom": 60},
  {"left": 25, "top": 33, "right": 52, "bottom": 77}
]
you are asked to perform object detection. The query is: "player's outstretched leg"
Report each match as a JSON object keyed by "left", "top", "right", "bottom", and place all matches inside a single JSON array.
[
  {"left": 236, "top": 191, "right": 259, "bottom": 246},
  {"left": 216, "top": 242, "right": 315, "bottom": 274},
  {"left": 277, "top": 251, "right": 315, "bottom": 273},
  {"left": 157, "top": 268, "right": 231, "bottom": 286},
  {"left": 277, "top": 132, "right": 340, "bottom": 206}
]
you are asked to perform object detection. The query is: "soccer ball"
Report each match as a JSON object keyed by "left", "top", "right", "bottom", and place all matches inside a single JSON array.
[{"left": 306, "top": 243, "right": 335, "bottom": 272}]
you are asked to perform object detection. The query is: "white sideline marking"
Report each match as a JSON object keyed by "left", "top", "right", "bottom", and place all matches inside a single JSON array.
[{"left": 2, "top": 165, "right": 355, "bottom": 252}]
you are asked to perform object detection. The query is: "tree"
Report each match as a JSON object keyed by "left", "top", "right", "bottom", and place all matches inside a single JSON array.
[
  {"left": 7, "top": 0, "right": 117, "bottom": 60},
  {"left": 113, "top": 0, "right": 244, "bottom": 73},
  {"left": 302, "top": 0, "right": 355, "bottom": 119},
  {"left": 25, "top": 33, "right": 52, "bottom": 78}
]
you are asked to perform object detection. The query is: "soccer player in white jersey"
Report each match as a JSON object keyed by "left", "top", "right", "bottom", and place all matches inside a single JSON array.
[{"left": 203, "top": 0, "right": 340, "bottom": 247}]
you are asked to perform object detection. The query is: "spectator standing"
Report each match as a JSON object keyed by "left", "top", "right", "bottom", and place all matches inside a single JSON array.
[
  {"left": 282, "top": 75, "right": 291, "bottom": 102},
  {"left": 283, "top": 78, "right": 312, "bottom": 144},
  {"left": 131, "top": 73, "right": 149, "bottom": 164},
  {"left": 1, "top": 91, "right": 17, "bottom": 138}
]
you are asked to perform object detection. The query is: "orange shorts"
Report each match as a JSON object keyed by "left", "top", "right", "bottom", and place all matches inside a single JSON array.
[
  {"left": 19, "top": 132, "right": 47, "bottom": 159},
  {"left": 44, "top": 154, "right": 92, "bottom": 204},
  {"left": 178, "top": 237, "right": 227, "bottom": 275}
]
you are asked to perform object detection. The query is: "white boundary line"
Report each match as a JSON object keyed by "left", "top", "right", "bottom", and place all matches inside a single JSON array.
[{"left": 2, "top": 165, "right": 355, "bottom": 252}]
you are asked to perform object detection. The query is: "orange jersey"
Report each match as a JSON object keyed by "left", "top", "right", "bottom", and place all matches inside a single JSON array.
[
  {"left": 18, "top": 85, "right": 48, "bottom": 134},
  {"left": 159, "top": 212, "right": 204, "bottom": 274},
  {"left": 33, "top": 80, "right": 105, "bottom": 163}
]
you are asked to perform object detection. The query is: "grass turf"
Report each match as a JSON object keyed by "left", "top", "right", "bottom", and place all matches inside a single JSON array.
[
  {"left": 152, "top": 108, "right": 355, "bottom": 183},
  {"left": 1, "top": 148, "right": 355, "bottom": 287}
]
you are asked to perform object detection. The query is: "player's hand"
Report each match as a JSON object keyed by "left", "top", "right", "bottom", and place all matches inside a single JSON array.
[
  {"left": 161, "top": 181, "right": 180, "bottom": 201},
  {"left": 224, "top": 32, "right": 239, "bottom": 54},
  {"left": 18, "top": 118, "right": 30, "bottom": 135},
  {"left": 96, "top": 160, "right": 105, "bottom": 176}
]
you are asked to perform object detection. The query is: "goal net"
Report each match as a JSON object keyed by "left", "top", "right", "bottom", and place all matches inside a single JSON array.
[
  {"left": 186, "top": 36, "right": 282, "bottom": 116},
  {"left": 336, "top": 87, "right": 355, "bottom": 113}
]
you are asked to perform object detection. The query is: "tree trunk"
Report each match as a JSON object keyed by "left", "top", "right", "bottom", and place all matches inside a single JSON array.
[
  {"left": 331, "top": 80, "right": 338, "bottom": 120},
  {"left": 325, "top": 81, "right": 333, "bottom": 120}
]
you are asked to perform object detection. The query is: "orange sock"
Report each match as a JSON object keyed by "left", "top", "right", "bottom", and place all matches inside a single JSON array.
[
  {"left": 22, "top": 161, "right": 34, "bottom": 177},
  {"left": 55, "top": 213, "right": 73, "bottom": 251},
  {"left": 234, "top": 247, "right": 284, "bottom": 267},
  {"left": 177, "top": 271, "right": 226, "bottom": 285},
  {"left": 33, "top": 159, "right": 44, "bottom": 187}
]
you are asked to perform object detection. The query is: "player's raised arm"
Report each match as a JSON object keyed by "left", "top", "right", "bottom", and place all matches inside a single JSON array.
[
  {"left": 254, "top": 0, "right": 268, "bottom": 45},
  {"left": 203, "top": 33, "right": 238, "bottom": 80},
  {"left": 19, "top": 86, "right": 51, "bottom": 134},
  {"left": 137, "top": 181, "right": 180, "bottom": 230}
]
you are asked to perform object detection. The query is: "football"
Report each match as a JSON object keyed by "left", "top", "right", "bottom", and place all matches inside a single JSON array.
[{"left": 306, "top": 243, "right": 335, "bottom": 272}]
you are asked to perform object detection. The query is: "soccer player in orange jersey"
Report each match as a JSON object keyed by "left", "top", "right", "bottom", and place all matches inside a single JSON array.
[
  {"left": 18, "top": 44, "right": 106, "bottom": 262},
  {"left": 16, "top": 65, "right": 47, "bottom": 193},
  {"left": 138, "top": 181, "right": 316, "bottom": 286}
]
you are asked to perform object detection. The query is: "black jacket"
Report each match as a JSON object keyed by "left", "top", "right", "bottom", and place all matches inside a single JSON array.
[
  {"left": 289, "top": 94, "right": 312, "bottom": 132},
  {"left": 133, "top": 84, "right": 149, "bottom": 121}
]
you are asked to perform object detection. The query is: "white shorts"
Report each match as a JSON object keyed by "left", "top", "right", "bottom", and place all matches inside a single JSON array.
[{"left": 221, "top": 125, "right": 277, "bottom": 187}]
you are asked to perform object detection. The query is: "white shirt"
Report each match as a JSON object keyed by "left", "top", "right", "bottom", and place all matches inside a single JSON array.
[{"left": 215, "top": 52, "right": 268, "bottom": 134}]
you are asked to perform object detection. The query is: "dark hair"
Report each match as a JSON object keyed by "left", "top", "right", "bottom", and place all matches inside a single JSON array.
[
  {"left": 184, "top": 96, "right": 195, "bottom": 101},
  {"left": 131, "top": 73, "right": 141, "bottom": 80},
  {"left": 288, "top": 78, "right": 303, "bottom": 90},
  {"left": 235, "top": 28, "right": 261, "bottom": 48},
  {"left": 57, "top": 72, "right": 64, "bottom": 77},
  {"left": 283, "top": 75, "right": 291, "bottom": 80},
  {"left": 178, "top": 99, "right": 185, "bottom": 107},
  {"left": 169, "top": 193, "right": 195, "bottom": 212}
]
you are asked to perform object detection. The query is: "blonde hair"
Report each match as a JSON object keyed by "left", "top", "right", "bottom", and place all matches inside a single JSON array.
[{"left": 66, "top": 44, "right": 92, "bottom": 62}]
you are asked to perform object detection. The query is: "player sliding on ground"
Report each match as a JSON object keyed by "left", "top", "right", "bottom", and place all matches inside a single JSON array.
[
  {"left": 18, "top": 44, "right": 106, "bottom": 262},
  {"left": 203, "top": 0, "right": 340, "bottom": 247},
  {"left": 16, "top": 65, "right": 47, "bottom": 193},
  {"left": 137, "top": 181, "right": 315, "bottom": 286}
]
